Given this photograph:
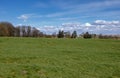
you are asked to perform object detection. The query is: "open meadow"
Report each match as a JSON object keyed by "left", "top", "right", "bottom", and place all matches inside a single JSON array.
[{"left": 0, "top": 37, "right": 120, "bottom": 78}]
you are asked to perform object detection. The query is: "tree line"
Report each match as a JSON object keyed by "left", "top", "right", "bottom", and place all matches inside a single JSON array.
[
  {"left": 0, "top": 22, "right": 43, "bottom": 37},
  {"left": 0, "top": 21, "right": 120, "bottom": 39},
  {"left": 0, "top": 21, "right": 77, "bottom": 38}
]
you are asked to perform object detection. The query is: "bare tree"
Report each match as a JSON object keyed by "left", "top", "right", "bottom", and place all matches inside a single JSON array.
[
  {"left": 15, "top": 26, "right": 20, "bottom": 37},
  {"left": 21, "top": 26, "right": 26, "bottom": 37},
  {"left": 27, "top": 26, "right": 31, "bottom": 37},
  {"left": 64, "top": 31, "right": 71, "bottom": 38},
  {"left": 32, "top": 27, "right": 39, "bottom": 37}
]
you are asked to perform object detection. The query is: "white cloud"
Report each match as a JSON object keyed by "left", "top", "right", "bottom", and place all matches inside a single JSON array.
[
  {"left": 85, "top": 23, "right": 91, "bottom": 27},
  {"left": 38, "top": 20, "right": 120, "bottom": 35},
  {"left": 17, "top": 14, "right": 34, "bottom": 22},
  {"left": 17, "top": 14, "right": 42, "bottom": 22},
  {"left": 16, "top": 23, "right": 23, "bottom": 26},
  {"left": 93, "top": 20, "right": 120, "bottom": 25},
  {"left": 39, "top": 22, "right": 83, "bottom": 34},
  {"left": 17, "top": 14, "right": 29, "bottom": 22},
  {"left": 39, "top": 25, "right": 59, "bottom": 34},
  {"left": 91, "top": 20, "right": 120, "bottom": 34}
]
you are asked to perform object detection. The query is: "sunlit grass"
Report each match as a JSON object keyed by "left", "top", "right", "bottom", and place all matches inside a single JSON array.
[{"left": 0, "top": 37, "right": 120, "bottom": 78}]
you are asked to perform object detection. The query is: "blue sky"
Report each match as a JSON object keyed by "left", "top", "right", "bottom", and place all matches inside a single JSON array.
[{"left": 0, "top": 0, "right": 120, "bottom": 34}]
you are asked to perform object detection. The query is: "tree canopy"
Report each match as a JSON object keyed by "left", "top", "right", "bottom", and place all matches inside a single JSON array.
[{"left": 0, "top": 22, "right": 15, "bottom": 36}]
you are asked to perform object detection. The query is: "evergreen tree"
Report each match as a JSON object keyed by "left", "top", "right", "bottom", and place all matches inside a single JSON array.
[
  {"left": 83, "top": 32, "right": 92, "bottom": 39},
  {"left": 57, "top": 30, "right": 64, "bottom": 38},
  {"left": 71, "top": 31, "right": 77, "bottom": 38}
]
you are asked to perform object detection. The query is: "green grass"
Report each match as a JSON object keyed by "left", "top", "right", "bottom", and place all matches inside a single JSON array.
[{"left": 0, "top": 37, "right": 120, "bottom": 78}]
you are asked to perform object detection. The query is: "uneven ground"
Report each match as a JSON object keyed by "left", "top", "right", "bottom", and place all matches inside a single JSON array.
[{"left": 0, "top": 37, "right": 120, "bottom": 78}]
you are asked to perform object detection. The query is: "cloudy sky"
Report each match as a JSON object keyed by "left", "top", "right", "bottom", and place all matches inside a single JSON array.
[{"left": 0, "top": 0, "right": 120, "bottom": 34}]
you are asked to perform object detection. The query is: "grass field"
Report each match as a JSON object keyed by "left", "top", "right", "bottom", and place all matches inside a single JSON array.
[{"left": 0, "top": 37, "right": 120, "bottom": 78}]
